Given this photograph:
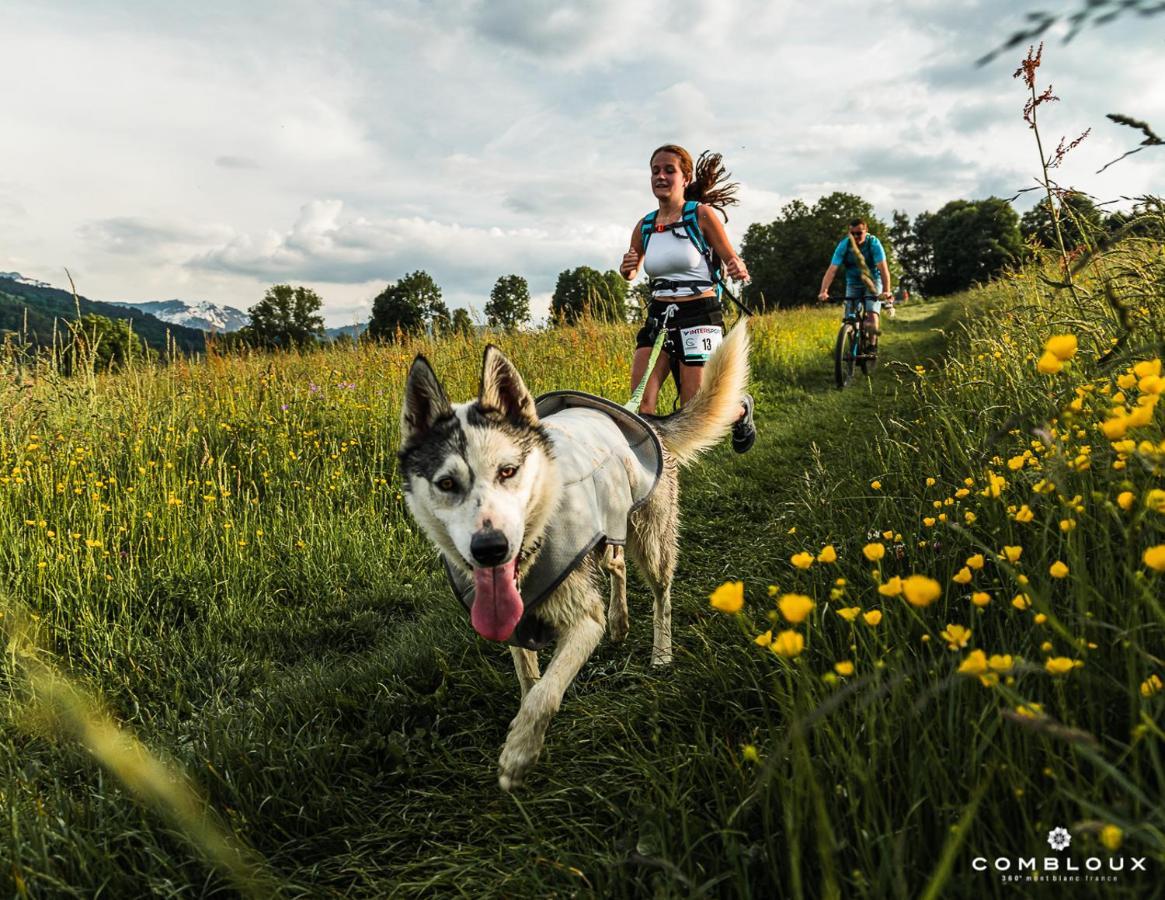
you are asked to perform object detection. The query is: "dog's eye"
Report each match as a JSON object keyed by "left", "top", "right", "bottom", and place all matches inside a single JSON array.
[
  {"left": 435, "top": 476, "right": 457, "bottom": 492},
  {"left": 498, "top": 465, "right": 518, "bottom": 481}
]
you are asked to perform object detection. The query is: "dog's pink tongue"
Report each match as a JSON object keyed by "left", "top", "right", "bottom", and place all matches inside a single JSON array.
[{"left": 471, "top": 560, "right": 523, "bottom": 642}]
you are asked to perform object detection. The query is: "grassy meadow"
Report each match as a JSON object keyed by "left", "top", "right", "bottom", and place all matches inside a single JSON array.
[{"left": 1, "top": 227, "right": 1163, "bottom": 897}]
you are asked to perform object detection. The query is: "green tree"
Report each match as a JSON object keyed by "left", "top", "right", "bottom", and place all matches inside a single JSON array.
[
  {"left": 889, "top": 210, "right": 929, "bottom": 296},
  {"left": 451, "top": 307, "right": 474, "bottom": 336},
  {"left": 367, "top": 271, "right": 451, "bottom": 342},
  {"left": 245, "top": 284, "right": 325, "bottom": 349},
  {"left": 550, "top": 267, "right": 627, "bottom": 324},
  {"left": 62, "top": 314, "right": 150, "bottom": 374},
  {"left": 1019, "top": 192, "right": 1104, "bottom": 251},
  {"left": 626, "top": 280, "right": 653, "bottom": 323},
  {"left": 740, "top": 192, "right": 894, "bottom": 309},
  {"left": 485, "top": 275, "right": 531, "bottom": 331},
  {"left": 914, "top": 198, "right": 1024, "bottom": 296}
]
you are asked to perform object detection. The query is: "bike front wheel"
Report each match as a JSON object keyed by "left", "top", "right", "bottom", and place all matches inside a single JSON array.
[{"left": 834, "top": 323, "right": 857, "bottom": 389}]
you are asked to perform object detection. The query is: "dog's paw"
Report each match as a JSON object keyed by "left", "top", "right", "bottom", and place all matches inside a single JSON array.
[
  {"left": 498, "top": 738, "right": 540, "bottom": 792},
  {"left": 651, "top": 652, "right": 673, "bottom": 667},
  {"left": 608, "top": 617, "right": 629, "bottom": 643}
]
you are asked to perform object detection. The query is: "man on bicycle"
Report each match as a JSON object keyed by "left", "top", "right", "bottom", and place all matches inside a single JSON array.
[{"left": 816, "top": 218, "right": 893, "bottom": 347}]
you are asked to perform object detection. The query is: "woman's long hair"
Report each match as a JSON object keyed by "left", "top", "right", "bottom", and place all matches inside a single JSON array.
[{"left": 650, "top": 145, "right": 740, "bottom": 220}]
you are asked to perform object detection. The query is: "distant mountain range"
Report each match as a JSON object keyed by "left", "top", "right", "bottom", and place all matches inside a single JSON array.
[
  {"left": 1, "top": 273, "right": 368, "bottom": 349},
  {"left": 0, "top": 273, "right": 208, "bottom": 354},
  {"left": 115, "top": 299, "right": 250, "bottom": 333}
]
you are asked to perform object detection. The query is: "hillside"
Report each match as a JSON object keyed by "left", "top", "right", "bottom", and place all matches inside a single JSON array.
[{"left": 0, "top": 275, "right": 207, "bottom": 355}]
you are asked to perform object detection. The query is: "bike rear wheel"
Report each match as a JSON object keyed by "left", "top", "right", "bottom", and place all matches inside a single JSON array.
[{"left": 834, "top": 323, "right": 857, "bottom": 389}]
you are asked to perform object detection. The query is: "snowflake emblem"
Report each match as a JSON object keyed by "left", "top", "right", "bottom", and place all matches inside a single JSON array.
[{"left": 1047, "top": 827, "right": 1072, "bottom": 851}]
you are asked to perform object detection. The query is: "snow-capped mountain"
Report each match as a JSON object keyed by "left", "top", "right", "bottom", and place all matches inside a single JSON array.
[
  {"left": 116, "top": 299, "right": 250, "bottom": 333},
  {"left": 0, "top": 271, "right": 53, "bottom": 289}
]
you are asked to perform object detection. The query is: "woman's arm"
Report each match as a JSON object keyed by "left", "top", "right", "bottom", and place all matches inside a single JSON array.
[
  {"left": 620, "top": 219, "right": 646, "bottom": 280},
  {"left": 696, "top": 205, "right": 748, "bottom": 280}
]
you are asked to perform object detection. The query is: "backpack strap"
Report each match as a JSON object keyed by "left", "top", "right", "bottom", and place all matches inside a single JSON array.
[{"left": 640, "top": 210, "right": 659, "bottom": 253}]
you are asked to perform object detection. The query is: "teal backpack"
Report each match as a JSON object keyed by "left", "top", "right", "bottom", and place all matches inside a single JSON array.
[
  {"left": 639, "top": 201, "right": 755, "bottom": 314},
  {"left": 639, "top": 200, "right": 721, "bottom": 298}
]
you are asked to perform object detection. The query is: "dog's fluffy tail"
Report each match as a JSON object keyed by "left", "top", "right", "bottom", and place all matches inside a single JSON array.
[{"left": 653, "top": 322, "right": 750, "bottom": 466}]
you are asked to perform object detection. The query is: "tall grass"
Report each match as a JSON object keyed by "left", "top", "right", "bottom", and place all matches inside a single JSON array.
[
  {"left": 0, "top": 224, "right": 1160, "bottom": 894},
  {"left": 0, "top": 305, "right": 838, "bottom": 895}
]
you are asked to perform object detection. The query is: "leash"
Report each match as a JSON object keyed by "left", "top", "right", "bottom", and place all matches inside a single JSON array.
[{"left": 624, "top": 303, "right": 677, "bottom": 412}]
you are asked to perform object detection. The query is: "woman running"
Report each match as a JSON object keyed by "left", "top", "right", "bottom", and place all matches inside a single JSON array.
[{"left": 620, "top": 144, "right": 755, "bottom": 452}]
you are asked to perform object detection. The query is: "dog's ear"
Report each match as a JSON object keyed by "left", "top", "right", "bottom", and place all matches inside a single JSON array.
[
  {"left": 479, "top": 345, "right": 537, "bottom": 425},
  {"left": 401, "top": 354, "right": 453, "bottom": 444}
]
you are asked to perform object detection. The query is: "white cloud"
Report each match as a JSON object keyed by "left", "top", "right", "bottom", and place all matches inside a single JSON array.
[{"left": 0, "top": 0, "right": 1162, "bottom": 326}]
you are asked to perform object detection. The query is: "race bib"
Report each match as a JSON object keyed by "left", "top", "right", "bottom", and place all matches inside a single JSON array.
[{"left": 680, "top": 324, "right": 723, "bottom": 363}]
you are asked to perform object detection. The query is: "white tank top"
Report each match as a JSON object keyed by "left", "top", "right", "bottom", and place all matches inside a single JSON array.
[{"left": 642, "top": 220, "right": 714, "bottom": 298}]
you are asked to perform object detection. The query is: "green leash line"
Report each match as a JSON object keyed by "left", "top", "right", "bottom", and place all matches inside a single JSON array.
[{"left": 624, "top": 325, "right": 669, "bottom": 413}]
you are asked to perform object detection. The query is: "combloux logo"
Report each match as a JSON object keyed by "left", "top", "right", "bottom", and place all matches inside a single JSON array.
[{"left": 971, "top": 825, "right": 1149, "bottom": 885}]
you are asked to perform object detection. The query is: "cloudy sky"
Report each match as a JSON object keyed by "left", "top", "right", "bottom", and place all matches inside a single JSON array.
[{"left": 2, "top": 1, "right": 1162, "bottom": 325}]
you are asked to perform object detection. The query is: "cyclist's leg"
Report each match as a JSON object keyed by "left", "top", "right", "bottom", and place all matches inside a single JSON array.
[{"left": 863, "top": 296, "right": 883, "bottom": 345}]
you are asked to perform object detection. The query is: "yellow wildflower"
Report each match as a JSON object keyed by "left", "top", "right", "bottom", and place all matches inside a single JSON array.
[
  {"left": 957, "top": 650, "right": 988, "bottom": 676},
  {"left": 940, "top": 624, "right": 972, "bottom": 650},
  {"left": 966, "top": 554, "right": 985, "bottom": 570},
  {"left": 1001, "top": 545, "right": 1022, "bottom": 563},
  {"left": 754, "top": 631, "right": 773, "bottom": 647},
  {"left": 1037, "top": 351, "right": 1063, "bottom": 374},
  {"left": 863, "top": 610, "right": 883, "bottom": 626},
  {"left": 863, "top": 543, "right": 885, "bottom": 562},
  {"left": 791, "top": 551, "right": 814, "bottom": 570},
  {"left": 926, "top": 477, "right": 936, "bottom": 487},
  {"left": 1045, "top": 657, "right": 1078, "bottom": 676},
  {"left": 1146, "top": 490, "right": 1165, "bottom": 514},
  {"left": 1143, "top": 545, "right": 1165, "bottom": 573},
  {"left": 952, "top": 567, "right": 972, "bottom": 585},
  {"left": 817, "top": 545, "right": 837, "bottom": 564},
  {"left": 1016, "top": 703, "right": 1044, "bottom": 718},
  {"left": 1044, "top": 334, "right": 1078, "bottom": 361},
  {"left": 1133, "top": 358, "right": 1161, "bottom": 379},
  {"left": 778, "top": 593, "right": 815, "bottom": 624},
  {"left": 710, "top": 581, "right": 744, "bottom": 613},
  {"left": 834, "top": 661, "right": 855, "bottom": 677},
  {"left": 771, "top": 630, "right": 804, "bottom": 659},
  {"left": 1049, "top": 560, "right": 1069, "bottom": 578},
  {"left": 870, "top": 480, "right": 882, "bottom": 490},
  {"left": 988, "top": 654, "right": 1014, "bottom": 672},
  {"left": 923, "top": 516, "right": 936, "bottom": 527},
  {"left": 878, "top": 576, "right": 903, "bottom": 597},
  {"left": 1099, "top": 825, "right": 1123, "bottom": 852},
  {"left": 901, "top": 575, "right": 942, "bottom": 608},
  {"left": 1140, "top": 674, "right": 1163, "bottom": 697},
  {"left": 836, "top": 607, "right": 861, "bottom": 622},
  {"left": 1140, "top": 374, "right": 1164, "bottom": 395},
  {"left": 971, "top": 592, "right": 991, "bottom": 608},
  {"left": 1011, "top": 594, "right": 1032, "bottom": 610}
]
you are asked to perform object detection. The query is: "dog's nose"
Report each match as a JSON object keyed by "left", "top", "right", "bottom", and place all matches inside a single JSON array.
[{"left": 470, "top": 529, "right": 509, "bottom": 567}]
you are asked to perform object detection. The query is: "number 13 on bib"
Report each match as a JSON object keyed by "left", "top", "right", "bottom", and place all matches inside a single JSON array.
[{"left": 680, "top": 325, "right": 724, "bottom": 363}]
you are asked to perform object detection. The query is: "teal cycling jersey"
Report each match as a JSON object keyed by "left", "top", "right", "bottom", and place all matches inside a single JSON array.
[{"left": 831, "top": 234, "right": 886, "bottom": 291}]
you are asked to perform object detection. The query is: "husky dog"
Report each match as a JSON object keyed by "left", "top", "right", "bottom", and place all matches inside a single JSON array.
[{"left": 398, "top": 324, "right": 749, "bottom": 790}]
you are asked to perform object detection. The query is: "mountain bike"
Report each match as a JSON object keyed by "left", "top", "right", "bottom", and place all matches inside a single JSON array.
[{"left": 833, "top": 296, "right": 889, "bottom": 389}]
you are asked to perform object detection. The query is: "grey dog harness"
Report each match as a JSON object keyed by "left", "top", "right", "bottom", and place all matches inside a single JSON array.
[{"left": 445, "top": 391, "right": 663, "bottom": 650}]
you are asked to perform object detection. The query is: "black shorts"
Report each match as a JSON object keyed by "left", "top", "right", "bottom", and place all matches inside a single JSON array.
[{"left": 634, "top": 296, "right": 725, "bottom": 367}]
